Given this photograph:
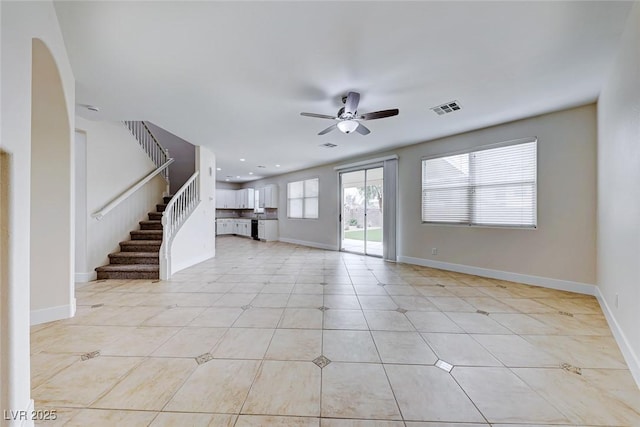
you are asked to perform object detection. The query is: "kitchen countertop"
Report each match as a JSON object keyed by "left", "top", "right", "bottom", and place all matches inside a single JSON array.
[{"left": 216, "top": 218, "right": 279, "bottom": 221}]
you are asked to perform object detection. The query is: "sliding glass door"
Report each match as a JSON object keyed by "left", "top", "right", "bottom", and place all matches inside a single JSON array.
[{"left": 340, "top": 167, "right": 384, "bottom": 257}]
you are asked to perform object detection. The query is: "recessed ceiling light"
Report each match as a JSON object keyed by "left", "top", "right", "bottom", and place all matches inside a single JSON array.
[
  {"left": 225, "top": 178, "right": 229, "bottom": 181},
  {"left": 216, "top": 167, "right": 221, "bottom": 171},
  {"left": 240, "top": 158, "right": 246, "bottom": 162},
  {"left": 236, "top": 175, "right": 240, "bottom": 178},
  {"left": 249, "top": 172, "right": 253, "bottom": 175},
  {"left": 275, "top": 164, "right": 281, "bottom": 168}
]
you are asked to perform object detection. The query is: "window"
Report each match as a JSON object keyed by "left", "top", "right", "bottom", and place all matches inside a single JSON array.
[
  {"left": 288, "top": 178, "right": 319, "bottom": 219},
  {"left": 254, "top": 190, "right": 264, "bottom": 214},
  {"left": 421, "top": 138, "right": 537, "bottom": 227}
]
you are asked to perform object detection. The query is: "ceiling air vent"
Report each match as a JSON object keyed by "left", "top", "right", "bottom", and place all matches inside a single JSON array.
[
  {"left": 320, "top": 143, "right": 338, "bottom": 148},
  {"left": 257, "top": 165, "right": 266, "bottom": 168},
  {"left": 431, "top": 101, "right": 461, "bottom": 116}
]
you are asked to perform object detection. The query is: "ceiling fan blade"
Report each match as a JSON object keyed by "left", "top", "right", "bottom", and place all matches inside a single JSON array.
[
  {"left": 301, "top": 112, "right": 337, "bottom": 120},
  {"left": 318, "top": 124, "right": 338, "bottom": 135},
  {"left": 359, "top": 109, "right": 399, "bottom": 121},
  {"left": 355, "top": 123, "right": 371, "bottom": 135},
  {"left": 344, "top": 91, "right": 360, "bottom": 115}
]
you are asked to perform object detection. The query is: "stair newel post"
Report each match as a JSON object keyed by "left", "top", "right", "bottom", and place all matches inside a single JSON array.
[{"left": 160, "top": 208, "right": 170, "bottom": 280}]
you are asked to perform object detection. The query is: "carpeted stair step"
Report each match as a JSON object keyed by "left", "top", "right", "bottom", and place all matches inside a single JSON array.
[
  {"left": 148, "top": 212, "right": 163, "bottom": 221},
  {"left": 130, "top": 230, "right": 163, "bottom": 240},
  {"left": 119, "top": 240, "right": 161, "bottom": 252},
  {"left": 156, "top": 203, "right": 167, "bottom": 212},
  {"left": 95, "top": 264, "right": 159, "bottom": 280},
  {"left": 140, "top": 220, "right": 163, "bottom": 230},
  {"left": 109, "top": 252, "right": 159, "bottom": 265},
  {"left": 163, "top": 195, "right": 173, "bottom": 204}
]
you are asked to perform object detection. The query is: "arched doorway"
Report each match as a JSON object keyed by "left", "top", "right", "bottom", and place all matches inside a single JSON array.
[{"left": 30, "top": 39, "right": 75, "bottom": 324}]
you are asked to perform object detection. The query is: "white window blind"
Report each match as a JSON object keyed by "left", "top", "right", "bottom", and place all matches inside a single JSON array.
[
  {"left": 288, "top": 178, "right": 319, "bottom": 219},
  {"left": 421, "top": 139, "right": 537, "bottom": 227}
]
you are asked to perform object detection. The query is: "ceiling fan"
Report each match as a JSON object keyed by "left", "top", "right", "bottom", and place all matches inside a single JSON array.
[{"left": 300, "top": 91, "right": 399, "bottom": 135}]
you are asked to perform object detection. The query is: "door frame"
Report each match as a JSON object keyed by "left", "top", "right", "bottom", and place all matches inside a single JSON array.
[
  {"left": 335, "top": 154, "right": 398, "bottom": 261},
  {"left": 338, "top": 162, "right": 384, "bottom": 257}
]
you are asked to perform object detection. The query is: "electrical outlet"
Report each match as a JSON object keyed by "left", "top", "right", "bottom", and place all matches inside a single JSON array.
[
  {"left": 615, "top": 293, "right": 619, "bottom": 308},
  {"left": 431, "top": 248, "right": 438, "bottom": 256}
]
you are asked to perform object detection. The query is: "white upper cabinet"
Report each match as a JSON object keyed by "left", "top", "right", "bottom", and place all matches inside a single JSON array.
[
  {"left": 235, "top": 188, "right": 255, "bottom": 209},
  {"left": 216, "top": 189, "right": 237, "bottom": 209},
  {"left": 216, "top": 188, "right": 256, "bottom": 209},
  {"left": 258, "top": 184, "right": 278, "bottom": 209}
]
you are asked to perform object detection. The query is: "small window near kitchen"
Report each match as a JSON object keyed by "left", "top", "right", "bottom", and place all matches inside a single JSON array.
[
  {"left": 255, "top": 190, "right": 264, "bottom": 213},
  {"left": 288, "top": 178, "right": 319, "bottom": 219},
  {"left": 421, "top": 137, "right": 537, "bottom": 228}
]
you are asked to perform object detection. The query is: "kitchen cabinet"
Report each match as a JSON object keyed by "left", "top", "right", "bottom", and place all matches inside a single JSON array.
[
  {"left": 216, "top": 189, "right": 237, "bottom": 209},
  {"left": 235, "top": 219, "right": 251, "bottom": 237},
  {"left": 235, "top": 188, "right": 255, "bottom": 209},
  {"left": 216, "top": 188, "right": 257, "bottom": 210},
  {"left": 258, "top": 185, "right": 279, "bottom": 209},
  {"left": 258, "top": 220, "right": 278, "bottom": 241},
  {"left": 216, "top": 219, "right": 235, "bottom": 235},
  {"left": 217, "top": 219, "right": 252, "bottom": 236}
]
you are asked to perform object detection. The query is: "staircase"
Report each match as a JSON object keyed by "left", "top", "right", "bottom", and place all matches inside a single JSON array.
[{"left": 95, "top": 195, "right": 171, "bottom": 280}]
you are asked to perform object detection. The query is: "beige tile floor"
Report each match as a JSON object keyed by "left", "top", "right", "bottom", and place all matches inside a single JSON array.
[{"left": 31, "top": 236, "right": 640, "bottom": 426}]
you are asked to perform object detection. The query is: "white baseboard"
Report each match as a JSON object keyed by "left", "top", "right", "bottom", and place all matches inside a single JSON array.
[
  {"left": 171, "top": 251, "right": 215, "bottom": 276},
  {"left": 278, "top": 237, "right": 338, "bottom": 251},
  {"left": 30, "top": 302, "right": 75, "bottom": 326},
  {"left": 398, "top": 255, "right": 597, "bottom": 296},
  {"left": 594, "top": 288, "right": 640, "bottom": 388},
  {"left": 75, "top": 271, "right": 96, "bottom": 283},
  {"left": 398, "top": 254, "right": 640, "bottom": 389}
]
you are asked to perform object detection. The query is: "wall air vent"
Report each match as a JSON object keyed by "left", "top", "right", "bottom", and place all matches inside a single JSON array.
[
  {"left": 431, "top": 101, "right": 461, "bottom": 116},
  {"left": 320, "top": 143, "right": 338, "bottom": 148}
]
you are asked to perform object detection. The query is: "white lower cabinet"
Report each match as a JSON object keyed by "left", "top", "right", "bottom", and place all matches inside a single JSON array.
[
  {"left": 235, "top": 219, "right": 250, "bottom": 237},
  {"left": 258, "top": 220, "right": 278, "bottom": 241},
  {"left": 216, "top": 219, "right": 235, "bottom": 235},
  {"left": 217, "top": 218, "right": 276, "bottom": 240}
]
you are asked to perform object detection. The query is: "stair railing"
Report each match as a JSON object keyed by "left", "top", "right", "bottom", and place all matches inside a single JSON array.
[
  {"left": 92, "top": 121, "right": 173, "bottom": 220},
  {"left": 160, "top": 171, "right": 200, "bottom": 279},
  {"left": 92, "top": 158, "right": 174, "bottom": 220},
  {"left": 124, "top": 121, "right": 171, "bottom": 184}
]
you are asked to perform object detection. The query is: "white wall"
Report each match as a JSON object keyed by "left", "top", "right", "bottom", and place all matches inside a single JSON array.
[
  {"left": 169, "top": 146, "right": 216, "bottom": 274},
  {"left": 74, "top": 131, "right": 88, "bottom": 281},
  {"left": 0, "top": 1, "right": 75, "bottom": 424},
  {"left": 399, "top": 105, "right": 596, "bottom": 287},
  {"left": 30, "top": 38, "right": 75, "bottom": 325},
  {"left": 246, "top": 104, "right": 597, "bottom": 286},
  {"left": 597, "top": 1, "right": 640, "bottom": 385},
  {"left": 76, "top": 117, "right": 166, "bottom": 278}
]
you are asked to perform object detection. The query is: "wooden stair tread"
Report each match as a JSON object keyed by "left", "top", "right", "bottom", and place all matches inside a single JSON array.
[{"left": 131, "top": 230, "right": 162, "bottom": 234}]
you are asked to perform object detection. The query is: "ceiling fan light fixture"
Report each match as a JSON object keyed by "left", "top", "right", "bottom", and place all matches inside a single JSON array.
[{"left": 337, "top": 120, "right": 359, "bottom": 134}]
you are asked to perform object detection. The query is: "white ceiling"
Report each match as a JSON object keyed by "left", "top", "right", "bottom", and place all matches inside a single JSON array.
[{"left": 55, "top": 1, "right": 632, "bottom": 183}]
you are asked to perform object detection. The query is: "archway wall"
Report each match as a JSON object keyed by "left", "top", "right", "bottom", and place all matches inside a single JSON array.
[
  {"left": 0, "top": 1, "right": 75, "bottom": 423},
  {"left": 30, "top": 38, "right": 74, "bottom": 322}
]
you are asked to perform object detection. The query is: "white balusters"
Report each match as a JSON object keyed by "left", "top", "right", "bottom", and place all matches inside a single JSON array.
[
  {"left": 160, "top": 171, "right": 200, "bottom": 278},
  {"left": 124, "top": 121, "right": 170, "bottom": 183}
]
